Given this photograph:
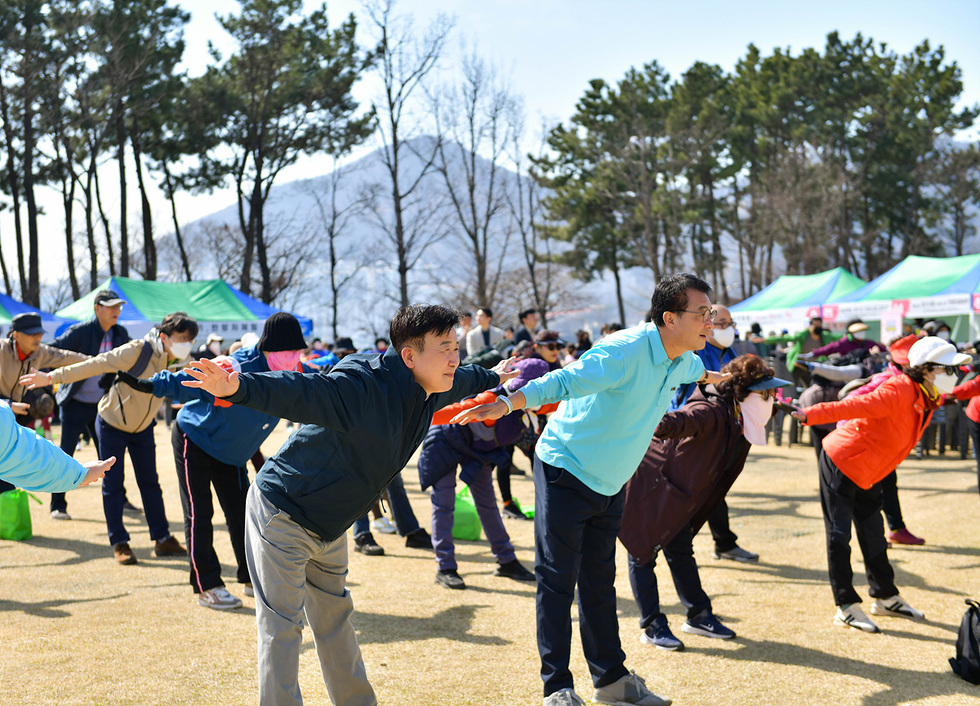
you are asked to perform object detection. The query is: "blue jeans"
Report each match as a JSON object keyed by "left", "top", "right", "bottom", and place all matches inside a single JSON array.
[
  {"left": 97, "top": 416, "right": 171, "bottom": 546},
  {"left": 628, "top": 525, "right": 711, "bottom": 627},
  {"left": 533, "top": 453, "right": 628, "bottom": 696},
  {"left": 352, "top": 472, "right": 420, "bottom": 537}
]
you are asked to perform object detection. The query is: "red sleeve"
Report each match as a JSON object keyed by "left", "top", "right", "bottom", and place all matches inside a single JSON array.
[
  {"left": 805, "top": 376, "right": 911, "bottom": 426},
  {"left": 952, "top": 376, "right": 980, "bottom": 401},
  {"left": 431, "top": 390, "right": 498, "bottom": 425}
]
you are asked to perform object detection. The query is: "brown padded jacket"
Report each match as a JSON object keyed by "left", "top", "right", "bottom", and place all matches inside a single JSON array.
[
  {"left": 0, "top": 337, "right": 87, "bottom": 403},
  {"left": 619, "top": 385, "right": 751, "bottom": 565}
]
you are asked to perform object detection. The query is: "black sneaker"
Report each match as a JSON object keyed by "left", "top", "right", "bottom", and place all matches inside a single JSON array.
[
  {"left": 435, "top": 569, "right": 466, "bottom": 590},
  {"left": 353, "top": 533, "right": 385, "bottom": 556},
  {"left": 493, "top": 559, "right": 535, "bottom": 582},
  {"left": 681, "top": 610, "right": 736, "bottom": 639},
  {"left": 501, "top": 502, "right": 529, "bottom": 520},
  {"left": 405, "top": 528, "right": 433, "bottom": 549}
]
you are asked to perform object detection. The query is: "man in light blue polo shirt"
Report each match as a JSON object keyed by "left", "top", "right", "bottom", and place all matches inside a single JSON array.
[{"left": 452, "top": 273, "right": 728, "bottom": 706}]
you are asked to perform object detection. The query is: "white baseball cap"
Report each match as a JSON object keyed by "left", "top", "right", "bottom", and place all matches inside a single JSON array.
[{"left": 907, "top": 336, "right": 971, "bottom": 368}]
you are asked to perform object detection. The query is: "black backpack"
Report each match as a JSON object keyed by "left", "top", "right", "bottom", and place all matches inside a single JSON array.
[{"left": 950, "top": 599, "right": 980, "bottom": 685}]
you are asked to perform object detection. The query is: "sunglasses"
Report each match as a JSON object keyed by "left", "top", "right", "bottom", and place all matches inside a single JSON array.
[
  {"left": 538, "top": 342, "right": 562, "bottom": 351},
  {"left": 925, "top": 364, "right": 958, "bottom": 375}
]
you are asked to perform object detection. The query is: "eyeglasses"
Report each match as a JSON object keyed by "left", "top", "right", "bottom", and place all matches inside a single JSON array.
[
  {"left": 925, "top": 364, "right": 958, "bottom": 375},
  {"left": 675, "top": 308, "right": 717, "bottom": 322},
  {"left": 538, "top": 342, "right": 562, "bottom": 351},
  {"left": 713, "top": 321, "right": 734, "bottom": 329}
]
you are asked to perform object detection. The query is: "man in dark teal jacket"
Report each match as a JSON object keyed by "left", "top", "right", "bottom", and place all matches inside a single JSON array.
[{"left": 182, "top": 304, "right": 514, "bottom": 706}]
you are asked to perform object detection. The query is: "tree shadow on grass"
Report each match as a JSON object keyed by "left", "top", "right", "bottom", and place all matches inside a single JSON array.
[
  {"left": 354, "top": 604, "right": 510, "bottom": 647},
  {"left": 694, "top": 637, "right": 978, "bottom": 705}
]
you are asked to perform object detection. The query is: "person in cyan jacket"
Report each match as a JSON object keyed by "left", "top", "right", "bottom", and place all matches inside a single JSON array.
[
  {"left": 119, "top": 312, "right": 311, "bottom": 611},
  {"left": 0, "top": 401, "right": 115, "bottom": 493},
  {"left": 794, "top": 335, "right": 969, "bottom": 633},
  {"left": 620, "top": 355, "right": 789, "bottom": 652},
  {"left": 181, "top": 304, "right": 516, "bottom": 706}
]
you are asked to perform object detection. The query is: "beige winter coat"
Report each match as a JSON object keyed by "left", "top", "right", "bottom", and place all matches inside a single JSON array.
[
  {"left": 0, "top": 337, "right": 87, "bottom": 403},
  {"left": 47, "top": 330, "right": 187, "bottom": 433}
]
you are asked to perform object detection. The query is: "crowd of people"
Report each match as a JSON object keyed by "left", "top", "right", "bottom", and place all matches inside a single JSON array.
[{"left": 2, "top": 278, "right": 979, "bottom": 706}]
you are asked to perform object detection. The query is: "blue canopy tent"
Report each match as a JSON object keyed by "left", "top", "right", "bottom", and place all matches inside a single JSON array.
[{"left": 0, "top": 291, "right": 80, "bottom": 339}]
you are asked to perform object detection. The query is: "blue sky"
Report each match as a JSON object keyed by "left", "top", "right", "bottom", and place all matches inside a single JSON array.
[{"left": 17, "top": 0, "right": 980, "bottom": 288}]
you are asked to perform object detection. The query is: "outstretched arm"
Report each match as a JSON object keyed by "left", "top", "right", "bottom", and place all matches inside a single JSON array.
[{"left": 180, "top": 358, "right": 241, "bottom": 398}]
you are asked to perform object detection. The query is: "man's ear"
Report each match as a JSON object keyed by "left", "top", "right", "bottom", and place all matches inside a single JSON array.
[
  {"left": 661, "top": 311, "right": 677, "bottom": 332},
  {"left": 400, "top": 345, "right": 416, "bottom": 370}
]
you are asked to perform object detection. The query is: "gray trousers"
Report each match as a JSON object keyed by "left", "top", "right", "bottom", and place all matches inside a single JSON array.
[{"left": 245, "top": 485, "right": 377, "bottom": 706}]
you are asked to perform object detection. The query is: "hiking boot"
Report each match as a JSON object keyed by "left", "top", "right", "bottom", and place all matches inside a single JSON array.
[
  {"left": 114, "top": 542, "right": 138, "bottom": 565},
  {"left": 543, "top": 688, "right": 585, "bottom": 706},
  {"left": 887, "top": 528, "right": 925, "bottom": 545},
  {"left": 640, "top": 620, "right": 684, "bottom": 651},
  {"left": 198, "top": 586, "right": 243, "bottom": 611},
  {"left": 501, "top": 501, "right": 529, "bottom": 520},
  {"left": 404, "top": 528, "right": 433, "bottom": 549},
  {"left": 681, "top": 610, "right": 736, "bottom": 639},
  {"left": 834, "top": 603, "right": 880, "bottom": 633},
  {"left": 353, "top": 533, "right": 385, "bottom": 556},
  {"left": 435, "top": 569, "right": 466, "bottom": 590},
  {"left": 871, "top": 595, "right": 925, "bottom": 620},
  {"left": 50, "top": 509, "right": 71, "bottom": 521},
  {"left": 712, "top": 545, "right": 759, "bottom": 562},
  {"left": 493, "top": 558, "right": 535, "bottom": 582},
  {"left": 154, "top": 535, "right": 187, "bottom": 557},
  {"left": 370, "top": 516, "right": 397, "bottom": 534},
  {"left": 593, "top": 672, "right": 671, "bottom": 706}
]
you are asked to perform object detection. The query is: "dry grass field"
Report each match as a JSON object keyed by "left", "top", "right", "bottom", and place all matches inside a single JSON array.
[{"left": 2, "top": 420, "right": 980, "bottom": 705}]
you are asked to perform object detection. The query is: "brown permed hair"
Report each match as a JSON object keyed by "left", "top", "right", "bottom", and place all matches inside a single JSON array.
[{"left": 715, "top": 354, "right": 775, "bottom": 402}]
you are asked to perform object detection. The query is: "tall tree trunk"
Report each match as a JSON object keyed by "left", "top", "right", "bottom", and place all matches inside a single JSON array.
[
  {"left": 0, "top": 78, "right": 26, "bottom": 297},
  {"left": 84, "top": 158, "right": 99, "bottom": 289},
  {"left": 129, "top": 127, "right": 155, "bottom": 279},
  {"left": 115, "top": 101, "right": 129, "bottom": 277},
  {"left": 162, "top": 163, "right": 192, "bottom": 280},
  {"left": 22, "top": 73, "right": 40, "bottom": 307},
  {"left": 94, "top": 166, "right": 116, "bottom": 276},
  {"left": 61, "top": 175, "right": 80, "bottom": 300}
]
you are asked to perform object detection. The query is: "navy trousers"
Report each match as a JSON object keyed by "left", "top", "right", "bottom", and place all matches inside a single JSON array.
[
  {"left": 533, "top": 454, "right": 628, "bottom": 697},
  {"left": 51, "top": 399, "right": 100, "bottom": 512},
  {"left": 628, "top": 525, "right": 712, "bottom": 627}
]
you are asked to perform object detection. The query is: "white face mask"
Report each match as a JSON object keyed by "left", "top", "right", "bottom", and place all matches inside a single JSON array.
[
  {"left": 711, "top": 326, "right": 736, "bottom": 349},
  {"left": 853, "top": 330, "right": 867, "bottom": 341},
  {"left": 168, "top": 340, "right": 193, "bottom": 360},
  {"left": 739, "top": 392, "right": 773, "bottom": 446},
  {"left": 932, "top": 372, "right": 957, "bottom": 395},
  {"left": 937, "top": 330, "right": 951, "bottom": 341}
]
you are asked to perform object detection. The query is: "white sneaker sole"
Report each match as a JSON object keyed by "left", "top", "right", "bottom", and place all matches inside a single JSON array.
[{"left": 198, "top": 598, "right": 242, "bottom": 611}]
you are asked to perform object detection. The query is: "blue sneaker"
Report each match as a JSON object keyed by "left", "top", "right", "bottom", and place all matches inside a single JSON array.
[
  {"left": 640, "top": 620, "right": 685, "bottom": 651},
  {"left": 681, "top": 610, "right": 736, "bottom": 639}
]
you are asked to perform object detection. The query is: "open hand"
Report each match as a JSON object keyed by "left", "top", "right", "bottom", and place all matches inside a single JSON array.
[
  {"left": 704, "top": 370, "right": 731, "bottom": 386},
  {"left": 490, "top": 356, "right": 520, "bottom": 383},
  {"left": 19, "top": 368, "right": 51, "bottom": 390},
  {"left": 181, "top": 358, "right": 240, "bottom": 398},
  {"left": 80, "top": 457, "right": 116, "bottom": 487}
]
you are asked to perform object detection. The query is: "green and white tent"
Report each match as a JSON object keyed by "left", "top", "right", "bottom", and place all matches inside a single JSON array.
[
  {"left": 56, "top": 277, "right": 313, "bottom": 341},
  {"left": 730, "top": 268, "right": 867, "bottom": 333}
]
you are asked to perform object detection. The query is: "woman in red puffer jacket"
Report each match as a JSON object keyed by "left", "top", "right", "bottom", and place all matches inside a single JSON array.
[{"left": 795, "top": 336, "right": 970, "bottom": 634}]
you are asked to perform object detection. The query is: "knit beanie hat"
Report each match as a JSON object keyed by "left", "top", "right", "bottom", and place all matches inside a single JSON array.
[{"left": 257, "top": 313, "right": 306, "bottom": 352}]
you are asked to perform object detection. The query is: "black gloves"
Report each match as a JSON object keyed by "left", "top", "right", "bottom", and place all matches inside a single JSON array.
[{"left": 116, "top": 370, "right": 153, "bottom": 394}]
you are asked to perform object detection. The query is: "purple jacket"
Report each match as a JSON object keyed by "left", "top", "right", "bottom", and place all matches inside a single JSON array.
[{"left": 810, "top": 335, "right": 883, "bottom": 358}]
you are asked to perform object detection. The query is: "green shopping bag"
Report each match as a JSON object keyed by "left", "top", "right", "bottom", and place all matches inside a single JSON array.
[
  {"left": 0, "top": 489, "right": 41, "bottom": 541},
  {"left": 452, "top": 486, "right": 482, "bottom": 541}
]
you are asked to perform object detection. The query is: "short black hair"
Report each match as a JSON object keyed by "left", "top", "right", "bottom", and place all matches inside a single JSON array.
[
  {"left": 809, "top": 316, "right": 823, "bottom": 325},
  {"left": 519, "top": 308, "right": 537, "bottom": 322},
  {"left": 390, "top": 305, "right": 460, "bottom": 352},
  {"left": 646, "top": 273, "right": 712, "bottom": 327},
  {"left": 477, "top": 306, "right": 493, "bottom": 319},
  {"left": 159, "top": 311, "right": 199, "bottom": 339}
]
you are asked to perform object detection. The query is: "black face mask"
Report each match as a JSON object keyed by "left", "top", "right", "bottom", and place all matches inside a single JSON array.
[{"left": 812, "top": 326, "right": 823, "bottom": 336}]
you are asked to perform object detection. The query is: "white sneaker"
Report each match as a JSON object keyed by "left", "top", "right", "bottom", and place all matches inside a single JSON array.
[
  {"left": 198, "top": 587, "right": 243, "bottom": 611},
  {"left": 50, "top": 510, "right": 71, "bottom": 521},
  {"left": 370, "top": 517, "right": 397, "bottom": 534},
  {"left": 834, "top": 603, "right": 880, "bottom": 633},
  {"left": 871, "top": 595, "right": 925, "bottom": 620},
  {"left": 543, "top": 688, "right": 585, "bottom": 706},
  {"left": 594, "top": 672, "right": 671, "bottom": 706}
]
